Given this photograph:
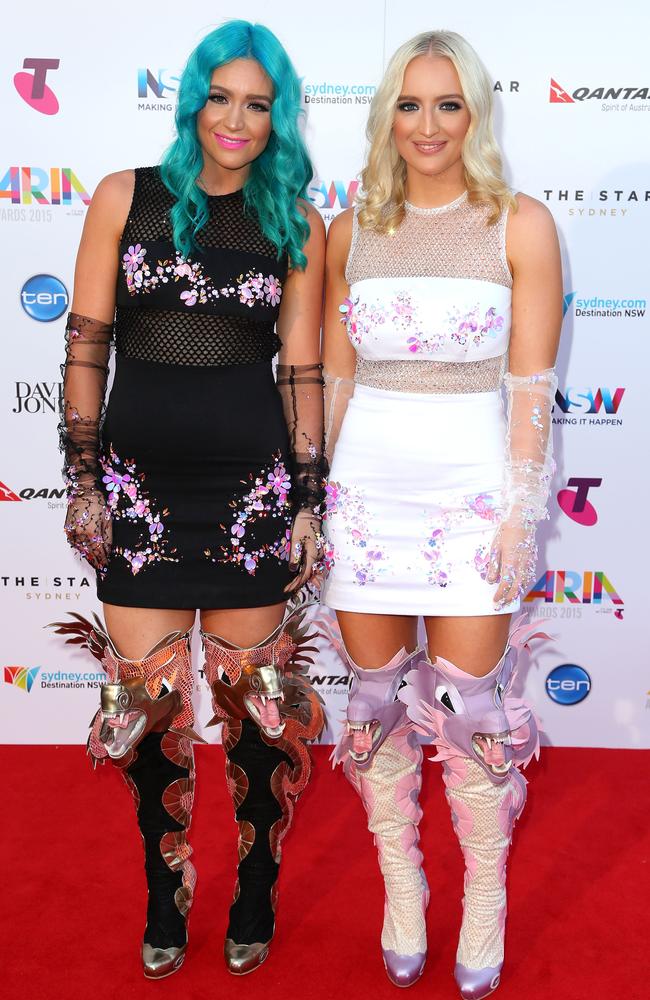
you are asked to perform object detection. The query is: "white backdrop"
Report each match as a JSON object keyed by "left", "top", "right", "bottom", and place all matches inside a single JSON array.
[{"left": 1, "top": 0, "right": 648, "bottom": 749}]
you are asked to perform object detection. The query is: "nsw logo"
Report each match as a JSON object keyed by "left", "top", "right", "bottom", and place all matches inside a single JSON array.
[
  {"left": 545, "top": 664, "right": 591, "bottom": 705},
  {"left": 4, "top": 666, "right": 40, "bottom": 692},
  {"left": 21, "top": 274, "right": 68, "bottom": 322}
]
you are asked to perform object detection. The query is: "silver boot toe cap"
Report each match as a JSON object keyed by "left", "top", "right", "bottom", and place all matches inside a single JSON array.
[
  {"left": 142, "top": 942, "right": 187, "bottom": 979},
  {"left": 224, "top": 938, "right": 271, "bottom": 975}
]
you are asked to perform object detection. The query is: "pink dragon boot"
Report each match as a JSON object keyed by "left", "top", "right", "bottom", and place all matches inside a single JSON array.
[
  {"left": 399, "top": 615, "right": 548, "bottom": 1000},
  {"left": 322, "top": 619, "right": 430, "bottom": 987}
]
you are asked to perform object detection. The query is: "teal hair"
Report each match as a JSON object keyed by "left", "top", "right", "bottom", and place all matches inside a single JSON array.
[{"left": 160, "top": 20, "right": 312, "bottom": 268}]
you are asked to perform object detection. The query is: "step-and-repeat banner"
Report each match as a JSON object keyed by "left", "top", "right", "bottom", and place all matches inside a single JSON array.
[{"left": 1, "top": 1, "right": 648, "bottom": 748}]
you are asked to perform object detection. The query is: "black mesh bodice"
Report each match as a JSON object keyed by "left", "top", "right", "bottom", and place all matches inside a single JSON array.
[{"left": 114, "top": 167, "right": 288, "bottom": 366}]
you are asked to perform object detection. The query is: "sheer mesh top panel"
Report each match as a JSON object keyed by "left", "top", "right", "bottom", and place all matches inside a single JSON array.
[{"left": 115, "top": 166, "right": 286, "bottom": 367}]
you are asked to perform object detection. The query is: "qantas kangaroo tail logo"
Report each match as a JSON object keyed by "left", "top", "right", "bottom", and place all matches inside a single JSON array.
[
  {"left": 550, "top": 78, "right": 574, "bottom": 103},
  {"left": 0, "top": 481, "right": 21, "bottom": 501}
]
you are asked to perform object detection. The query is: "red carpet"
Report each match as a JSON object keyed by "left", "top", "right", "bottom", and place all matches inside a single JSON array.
[{"left": 5, "top": 745, "right": 648, "bottom": 1000}]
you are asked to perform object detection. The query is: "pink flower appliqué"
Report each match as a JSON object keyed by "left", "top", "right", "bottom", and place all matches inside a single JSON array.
[
  {"left": 263, "top": 275, "right": 282, "bottom": 306},
  {"left": 102, "top": 470, "right": 131, "bottom": 494},
  {"left": 467, "top": 492, "right": 499, "bottom": 522},
  {"left": 180, "top": 290, "right": 197, "bottom": 307},
  {"left": 267, "top": 467, "right": 291, "bottom": 496},
  {"left": 174, "top": 259, "right": 193, "bottom": 279},
  {"left": 122, "top": 244, "right": 146, "bottom": 274},
  {"left": 148, "top": 515, "right": 164, "bottom": 537},
  {"left": 208, "top": 453, "right": 293, "bottom": 575},
  {"left": 99, "top": 446, "right": 177, "bottom": 575}
]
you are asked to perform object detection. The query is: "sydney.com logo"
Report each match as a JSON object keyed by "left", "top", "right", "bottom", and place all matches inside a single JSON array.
[
  {"left": 563, "top": 291, "right": 645, "bottom": 319},
  {"left": 303, "top": 80, "right": 376, "bottom": 105},
  {"left": 4, "top": 666, "right": 105, "bottom": 691},
  {"left": 4, "top": 666, "right": 40, "bottom": 692}
]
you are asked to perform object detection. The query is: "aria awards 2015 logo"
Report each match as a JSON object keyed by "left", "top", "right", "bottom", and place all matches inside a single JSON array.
[
  {"left": 525, "top": 570, "right": 623, "bottom": 620},
  {"left": 0, "top": 168, "right": 90, "bottom": 206}
]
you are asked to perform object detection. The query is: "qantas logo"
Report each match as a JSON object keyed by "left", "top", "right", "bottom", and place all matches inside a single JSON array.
[
  {"left": 0, "top": 480, "right": 21, "bottom": 501},
  {"left": 550, "top": 78, "right": 573, "bottom": 103},
  {"left": 550, "top": 78, "right": 650, "bottom": 103}
]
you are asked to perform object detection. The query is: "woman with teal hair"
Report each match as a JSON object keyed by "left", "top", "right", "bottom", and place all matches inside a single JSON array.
[{"left": 57, "top": 19, "right": 326, "bottom": 979}]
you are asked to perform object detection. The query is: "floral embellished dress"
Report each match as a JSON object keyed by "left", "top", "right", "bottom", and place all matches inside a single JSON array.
[
  {"left": 322, "top": 192, "right": 519, "bottom": 615},
  {"left": 64, "top": 166, "right": 309, "bottom": 608}
]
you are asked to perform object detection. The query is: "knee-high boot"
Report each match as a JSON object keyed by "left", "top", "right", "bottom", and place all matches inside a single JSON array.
[
  {"left": 48, "top": 615, "right": 200, "bottom": 979},
  {"left": 399, "top": 615, "right": 547, "bottom": 1000},
  {"left": 325, "top": 623, "right": 429, "bottom": 988},
  {"left": 202, "top": 600, "right": 324, "bottom": 975}
]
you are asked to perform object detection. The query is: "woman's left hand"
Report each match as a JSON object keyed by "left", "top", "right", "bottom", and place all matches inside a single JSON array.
[
  {"left": 284, "top": 509, "right": 323, "bottom": 593},
  {"left": 485, "top": 514, "right": 539, "bottom": 610}
]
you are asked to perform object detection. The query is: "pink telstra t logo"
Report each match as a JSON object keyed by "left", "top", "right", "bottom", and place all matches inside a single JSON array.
[{"left": 14, "top": 58, "right": 60, "bottom": 115}]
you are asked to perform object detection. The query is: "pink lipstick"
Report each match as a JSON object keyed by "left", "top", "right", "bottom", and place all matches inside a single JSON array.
[{"left": 214, "top": 132, "right": 250, "bottom": 150}]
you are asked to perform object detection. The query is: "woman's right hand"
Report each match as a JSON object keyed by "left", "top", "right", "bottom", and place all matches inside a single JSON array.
[{"left": 64, "top": 486, "right": 112, "bottom": 573}]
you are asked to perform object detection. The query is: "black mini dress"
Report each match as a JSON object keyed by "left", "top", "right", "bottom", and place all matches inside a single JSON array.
[{"left": 87, "top": 167, "right": 300, "bottom": 609}]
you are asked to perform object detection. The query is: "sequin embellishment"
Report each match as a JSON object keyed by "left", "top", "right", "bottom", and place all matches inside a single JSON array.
[
  {"left": 122, "top": 244, "right": 282, "bottom": 309},
  {"left": 323, "top": 481, "right": 388, "bottom": 586},
  {"left": 341, "top": 293, "right": 504, "bottom": 355},
  {"left": 100, "top": 446, "right": 179, "bottom": 574},
  {"left": 206, "top": 455, "right": 293, "bottom": 575},
  {"left": 420, "top": 492, "right": 502, "bottom": 587}
]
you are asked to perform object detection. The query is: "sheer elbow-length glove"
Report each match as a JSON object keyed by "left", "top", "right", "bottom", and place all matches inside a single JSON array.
[
  {"left": 60, "top": 312, "right": 113, "bottom": 573},
  {"left": 276, "top": 363, "right": 328, "bottom": 592},
  {"left": 323, "top": 369, "right": 355, "bottom": 467},
  {"left": 486, "top": 369, "right": 558, "bottom": 608}
]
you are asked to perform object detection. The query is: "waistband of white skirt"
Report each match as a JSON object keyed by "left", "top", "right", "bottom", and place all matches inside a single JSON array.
[
  {"left": 351, "top": 381, "right": 503, "bottom": 407},
  {"left": 354, "top": 354, "right": 506, "bottom": 395}
]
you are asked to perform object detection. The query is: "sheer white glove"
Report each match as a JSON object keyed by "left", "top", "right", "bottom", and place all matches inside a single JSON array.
[
  {"left": 489, "top": 369, "right": 557, "bottom": 609},
  {"left": 486, "top": 511, "right": 538, "bottom": 609},
  {"left": 324, "top": 370, "right": 355, "bottom": 465}
]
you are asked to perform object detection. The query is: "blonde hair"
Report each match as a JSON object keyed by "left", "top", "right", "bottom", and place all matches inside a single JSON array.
[{"left": 358, "top": 30, "right": 515, "bottom": 232}]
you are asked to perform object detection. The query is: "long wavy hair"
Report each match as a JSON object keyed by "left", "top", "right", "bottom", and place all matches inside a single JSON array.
[
  {"left": 160, "top": 20, "right": 312, "bottom": 268},
  {"left": 358, "top": 30, "right": 515, "bottom": 232}
]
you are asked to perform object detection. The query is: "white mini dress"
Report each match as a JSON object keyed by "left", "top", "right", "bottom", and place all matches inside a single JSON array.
[{"left": 322, "top": 192, "right": 519, "bottom": 616}]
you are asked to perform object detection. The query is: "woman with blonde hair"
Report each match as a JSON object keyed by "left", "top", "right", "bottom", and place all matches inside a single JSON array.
[{"left": 322, "top": 30, "right": 561, "bottom": 998}]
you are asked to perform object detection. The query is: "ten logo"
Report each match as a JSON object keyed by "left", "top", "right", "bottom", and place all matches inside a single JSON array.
[
  {"left": 545, "top": 664, "right": 591, "bottom": 705},
  {"left": 13, "top": 58, "right": 60, "bottom": 115},
  {"left": 557, "top": 478, "right": 602, "bottom": 526},
  {"left": 20, "top": 275, "right": 68, "bottom": 322}
]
